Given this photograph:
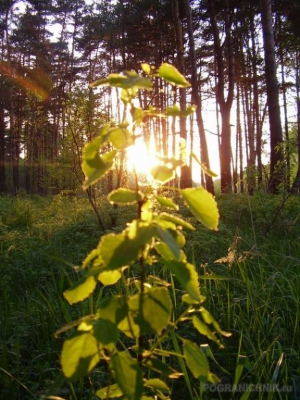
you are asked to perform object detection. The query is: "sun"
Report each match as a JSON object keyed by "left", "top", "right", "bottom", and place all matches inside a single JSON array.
[{"left": 126, "top": 139, "right": 159, "bottom": 179}]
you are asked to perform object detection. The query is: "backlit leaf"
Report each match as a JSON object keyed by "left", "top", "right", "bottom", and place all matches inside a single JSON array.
[
  {"left": 123, "top": 70, "right": 153, "bottom": 89},
  {"left": 109, "top": 126, "right": 133, "bottom": 150},
  {"left": 165, "top": 105, "right": 196, "bottom": 117},
  {"left": 144, "top": 355, "right": 182, "bottom": 378},
  {"left": 192, "top": 316, "right": 223, "bottom": 348},
  {"left": 200, "top": 307, "right": 231, "bottom": 337},
  {"left": 99, "top": 233, "right": 133, "bottom": 270},
  {"left": 155, "top": 196, "right": 179, "bottom": 210},
  {"left": 155, "top": 226, "right": 180, "bottom": 259},
  {"left": 158, "top": 63, "right": 190, "bottom": 88},
  {"left": 96, "top": 383, "right": 123, "bottom": 399},
  {"left": 163, "top": 260, "right": 201, "bottom": 302},
  {"left": 61, "top": 333, "right": 101, "bottom": 381},
  {"left": 150, "top": 165, "right": 175, "bottom": 184},
  {"left": 99, "top": 222, "right": 156, "bottom": 270},
  {"left": 98, "top": 295, "right": 128, "bottom": 325},
  {"left": 155, "top": 242, "right": 186, "bottom": 261},
  {"left": 180, "top": 187, "right": 219, "bottom": 231},
  {"left": 184, "top": 340, "right": 209, "bottom": 379},
  {"left": 191, "top": 152, "right": 218, "bottom": 177},
  {"left": 90, "top": 74, "right": 127, "bottom": 87},
  {"left": 91, "top": 72, "right": 152, "bottom": 90},
  {"left": 82, "top": 147, "right": 116, "bottom": 190},
  {"left": 131, "top": 106, "right": 144, "bottom": 126},
  {"left": 82, "top": 248, "right": 99, "bottom": 269},
  {"left": 63, "top": 275, "right": 97, "bottom": 305},
  {"left": 110, "top": 352, "right": 143, "bottom": 400},
  {"left": 144, "top": 378, "right": 170, "bottom": 394},
  {"left": 141, "top": 63, "right": 151, "bottom": 75},
  {"left": 98, "top": 269, "right": 122, "bottom": 285},
  {"left": 108, "top": 188, "right": 143, "bottom": 205},
  {"left": 117, "top": 308, "right": 140, "bottom": 338},
  {"left": 129, "top": 287, "right": 172, "bottom": 335},
  {"left": 94, "top": 319, "right": 118, "bottom": 350},
  {"left": 182, "top": 293, "right": 206, "bottom": 304},
  {"left": 157, "top": 212, "right": 195, "bottom": 230}
]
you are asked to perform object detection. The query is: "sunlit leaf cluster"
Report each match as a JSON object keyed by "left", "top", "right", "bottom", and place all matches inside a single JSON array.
[{"left": 58, "top": 63, "right": 228, "bottom": 400}]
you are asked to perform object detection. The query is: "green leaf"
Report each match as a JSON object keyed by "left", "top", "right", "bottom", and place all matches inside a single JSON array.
[
  {"left": 192, "top": 316, "right": 223, "bottom": 348},
  {"left": 158, "top": 63, "right": 190, "bottom": 88},
  {"left": 143, "top": 355, "right": 182, "bottom": 379},
  {"left": 180, "top": 187, "right": 219, "bottom": 230},
  {"left": 123, "top": 70, "right": 153, "bottom": 89},
  {"left": 90, "top": 73, "right": 127, "bottom": 88},
  {"left": 99, "top": 222, "right": 156, "bottom": 270},
  {"left": 82, "top": 147, "right": 116, "bottom": 190},
  {"left": 96, "top": 383, "right": 123, "bottom": 399},
  {"left": 141, "top": 63, "right": 151, "bottom": 75},
  {"left": 130, "top": 287, "right": 172, "bottom": 335},
  {"left": 163, "top": 260, "right": 201, "bottom": 302},
  {"left": 157, "top": 212, "right": 195, "bottom": 230},
  {"left": 144, "top": 378, "right": 170, "bottom": 394},
  {"left": 207, "top": 372, "right": 221, "bottom": 384},
  {"left": 82, "top": 248, "right": 99, "bottom": 269},
  {"left": 94, "top": 319, "right": 118, "bottom": 351},
  {"left": 184, "top": 340, "right": 209, "bottom": 379},
  {"left": 191, "top": 152, "right": 218, "bottom": 177},
  {"left": 131, "top": 106, "right": 144, "bottom": 126},
  {"left": 200, "top": 307, "right": 231, "bottom": 337},
  {"left": 126, "top": 219, "right": 157, "bottom": 245},
  {"left": 98, "top": 269, "right": 122, "bottom": 286},
  {"left": 108, "top": 188, "right": 143, "bottom": 205},
  {"left": 98, "top": 296, "right": 128, "bottom": 325},
  {"left": 182, "top": 293, "right": 206, "bottom": 304},
  {"left": 155, "top": 226, "right": 180, "bottom": 259},
  {"left": 155, "top": 196, "right": 179, "bottom": 210},
  {"left": 165, "top": 105, "right": 196, "bottom": 117},
  {"left": 117, "top": 308, "right": 140, "bottom": 339},
  {"left": 110, "top": 352, "right": 143, "bottom": 400},
  {"left": 63, "top": 275, "right": 97, "bottom": 305},
  {"left": 167, "top": 229, "right": 186, "bottom": 248},
  {"left": 61, "top": 332, "right": 101, "bottom": 381},
  {"left": 150, "top": 165, "right": 175, "bottom": 184},
  {"left": 155, "top": 242, "right": 186, "bottom": 262},
  {"left": 91, "top": 71, "right": 153, "bottom": 90},
  {"left": 99, "top": 233, "right": 133, "bottom": 270},
  {"left": 109, "top": 126, "right": 133, "bottom": 150}
]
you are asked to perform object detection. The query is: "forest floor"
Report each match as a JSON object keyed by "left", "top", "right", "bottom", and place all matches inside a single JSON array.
[{"left": 0, "top": 192, "right": 300, "bottom": 400}]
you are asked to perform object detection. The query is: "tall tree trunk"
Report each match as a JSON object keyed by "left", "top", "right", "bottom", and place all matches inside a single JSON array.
[
  {"left": 291, "top": 52, "right": 300, "bottom": 193},
  {"left": 209, "top": 0, "right": 235, "bottom": 193},
  {"left": 278, "top": 13, "right": 290, "bottom": 191},
  {"left": 260, "top": 0, "right": 284, "bottom": 193},
  {"left": 183, "top": 0, "right": 214, "bottom": 194},
  {"left": 172, "top": 0, "right": 192, "bottom": 188}
]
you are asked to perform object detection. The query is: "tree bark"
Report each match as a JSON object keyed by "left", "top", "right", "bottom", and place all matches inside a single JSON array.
[
  {"left": 291, "top": 52, "right": 300, "bottom": 194},
  {"left": 260, "top": 0, "right": 284, "bottom": 193},
  {"left": 183, "top": 0, "right": 214, "bottom": 194},
  {"left": 208, "top": 0, "right": 235, "bottom": 193},
  {"left": 172, "top": 0, "right": 192, "bottom": 188}
]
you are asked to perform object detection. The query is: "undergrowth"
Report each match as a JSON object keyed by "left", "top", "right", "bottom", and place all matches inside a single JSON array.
[{"left": 0, "top": 192, "right": 299, "bottom": 399}]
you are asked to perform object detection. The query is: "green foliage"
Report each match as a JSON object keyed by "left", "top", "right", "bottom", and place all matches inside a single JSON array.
[
  {"left": 58, "top": 64, "right": 224, "bottom": 399},
  {"left": 1, "top": 191, "right": 300, "bottom": 399}
]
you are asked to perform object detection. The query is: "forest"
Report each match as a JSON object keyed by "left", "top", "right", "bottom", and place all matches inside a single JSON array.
[
  {"left": 1, "top": 0, "right": 300, "bottom": 400},
  {"left": 1, "top": 0, "right": 300, "bottom": 195}
]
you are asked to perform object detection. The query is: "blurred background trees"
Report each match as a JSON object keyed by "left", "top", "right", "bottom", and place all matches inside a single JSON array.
[{"left": 1, "top": 0, "right": 300, "bottom": 195}]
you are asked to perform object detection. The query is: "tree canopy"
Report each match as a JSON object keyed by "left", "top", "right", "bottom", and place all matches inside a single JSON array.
[{"left": 1, "top": 0, "right": 300, "bottom": 195}]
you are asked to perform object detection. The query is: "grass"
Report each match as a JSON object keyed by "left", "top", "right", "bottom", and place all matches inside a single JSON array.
[{"left": 0, "top": 192, "right": 299, "bottom": 399}]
